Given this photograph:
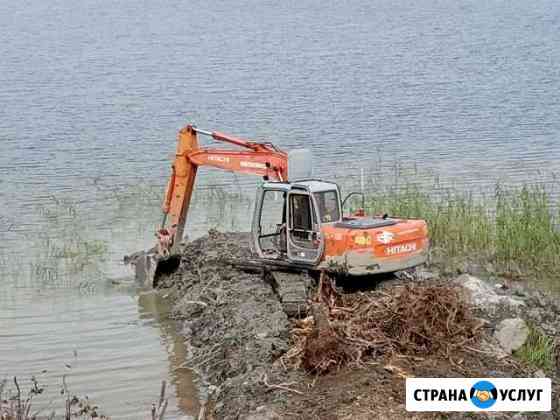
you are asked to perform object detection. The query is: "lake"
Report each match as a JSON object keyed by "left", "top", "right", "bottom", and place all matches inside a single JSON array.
[{"left": 1, "top": 0, "right": 559, "bottom": 417}]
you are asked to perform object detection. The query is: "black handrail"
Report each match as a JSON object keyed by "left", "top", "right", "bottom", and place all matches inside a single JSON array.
[{"left": 341, "top": 192, "right": 365, "bottom": 215}]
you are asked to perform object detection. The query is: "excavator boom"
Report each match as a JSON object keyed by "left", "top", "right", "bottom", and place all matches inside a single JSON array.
[{"left": 126, "top": 124, "right": 287, "bottom": 286}]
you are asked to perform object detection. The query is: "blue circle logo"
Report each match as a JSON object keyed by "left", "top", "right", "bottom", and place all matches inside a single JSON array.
[{"left": 470, "top": 381, "right": 498, "bottom": 409}]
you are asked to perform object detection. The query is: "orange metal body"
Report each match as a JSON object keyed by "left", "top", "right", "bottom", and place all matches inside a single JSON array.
[
  {"left": 160, "top": 125, "right": 287, "bottom": 252},
  {"left": 319, "top": 217, "right": 429, "bottom": 274}
]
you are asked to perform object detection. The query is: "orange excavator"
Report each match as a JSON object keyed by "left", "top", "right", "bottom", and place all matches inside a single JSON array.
[{"left": 127, "top": 124, "right": 429, "bottom": 312}]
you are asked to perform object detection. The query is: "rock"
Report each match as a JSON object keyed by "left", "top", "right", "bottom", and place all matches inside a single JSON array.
[
  {"left": 457, "top": 274, "right": 499, "bottom": 305},
  {"left": 512, "top": 289, "right": 527, "bottom": 298},
  {"left": 534, "top": 369, "right": 546, "bottom": 378},
  {"left": 456, "top": 261, "right": 470, "bottom": 274},
  {"left": 456, "top": 274, "right": 524, "bottom": 308},
  {"left": 417, "top": 269, "right": 436, "bottom": 281},
  {"left": 245, "top": 405, "right": 281, "bottom": 420},
  {"left": 536, "top": 293, "right": 548, "bottom": 307},
  {"left": 494, "top": 318, "right": 529, "bottom": 354},
  {"left": 485, "top": 263, "right": 496, "bottom": 274}
]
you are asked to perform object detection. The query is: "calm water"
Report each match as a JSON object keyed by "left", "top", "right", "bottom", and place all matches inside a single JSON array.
[{"left": 1, "top": 0, "right": 559, "bottom": 418}]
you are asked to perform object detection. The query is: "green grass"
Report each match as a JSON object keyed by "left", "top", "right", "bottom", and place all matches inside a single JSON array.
[
  {"left": 515, "top": 324, "right": 555, "bottom": 371},
  {"left": 358, "top": 183, "right": 560, "bottom": 289}
]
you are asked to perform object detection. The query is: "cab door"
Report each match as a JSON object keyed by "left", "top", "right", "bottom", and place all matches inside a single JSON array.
[
  {"left": 252, "top": 186, "right": 287, "bottom": 259},
  {"left": 286, "top": 190, "right": 324, "bottom": 265}
]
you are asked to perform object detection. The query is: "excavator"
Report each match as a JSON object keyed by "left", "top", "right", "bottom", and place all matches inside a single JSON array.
[{"left": 126, "top": 124, "right": 429, "bottom": 314}]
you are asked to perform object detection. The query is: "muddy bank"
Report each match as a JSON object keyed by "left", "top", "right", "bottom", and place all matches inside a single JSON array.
[
  {"left": 157, "top": 231, "right": 299, "bottom": 418},
  {"left": 157, "top": 231, "right": 559, "bottom": 419}
]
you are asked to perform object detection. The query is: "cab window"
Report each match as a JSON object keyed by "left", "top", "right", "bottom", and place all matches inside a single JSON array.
[
  {"left": 313, "top": 190, "right": 340, "bottom": 223},
  {"left": 290, "top": 194, "right": 313, "bottom": 231}
]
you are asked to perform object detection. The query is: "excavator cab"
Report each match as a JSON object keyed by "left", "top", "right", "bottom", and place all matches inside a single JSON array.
[{"left": 252, "top": 180, "right": 344, "bottom": 266}]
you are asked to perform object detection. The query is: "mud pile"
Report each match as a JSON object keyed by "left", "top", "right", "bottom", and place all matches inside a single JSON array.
[{"left": 157, "top": 230, "right": 296, "bottom": 418}]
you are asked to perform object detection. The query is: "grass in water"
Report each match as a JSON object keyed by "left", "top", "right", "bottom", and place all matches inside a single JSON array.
[
  {"left": 17, "top": 196, "right": 112, "bottom": 288},
  {"left": 0, "top": 376, "right": 169, "bottom": 420},
  {"left": 515, "top": 325, "right": 555, "bottom": 371}
]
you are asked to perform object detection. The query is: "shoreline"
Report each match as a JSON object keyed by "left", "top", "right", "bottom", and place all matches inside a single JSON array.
[{"left": 156, "top": 230, "right": 560, "bottom": 420}]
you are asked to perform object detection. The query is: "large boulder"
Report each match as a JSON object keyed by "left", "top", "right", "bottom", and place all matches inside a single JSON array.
[
  {"left": 494, "top": 318, "right": 529, "bottom": 353},
  {"left": 456, "top": 274, "right": 524, "bottom": 308}
]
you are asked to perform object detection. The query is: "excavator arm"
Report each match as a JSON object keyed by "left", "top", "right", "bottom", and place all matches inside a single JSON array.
[
  {"left": 127, "top": 124, "right": 288, "bottom": 286},
  {"left": 155, "top": 124, "right": 288, "bottom": 259}
]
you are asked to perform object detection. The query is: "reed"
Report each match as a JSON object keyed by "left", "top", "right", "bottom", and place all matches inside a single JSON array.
[
  {"left": 0, "top": 376, "right": 168, "bottom": 420},
  {"left": 515, "top": 325, "right": 555, "bottom": 371},
  {"left": 360, "top": 182, "right": 560, "bottom": 289},
  {"left": 0, "top": 375, "right": 106, "bottom": 420},
  {"left": 4, "top": 171, "right": 559, "bottom": 291}
]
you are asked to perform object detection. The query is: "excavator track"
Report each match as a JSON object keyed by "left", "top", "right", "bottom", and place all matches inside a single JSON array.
[
  {"left": 227, "top": 257, "right": 313, "bottom": 317},
  {"left": 270, "top": 271, "right": 311, "bottom": 317}
]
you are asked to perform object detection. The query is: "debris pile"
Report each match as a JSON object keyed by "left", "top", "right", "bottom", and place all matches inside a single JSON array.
[
  {"left": 154, "top": 231, "right": 558, "bottom": 418},
  {"left": 287, "top": 275, "right": 483, "bottom": 374}
]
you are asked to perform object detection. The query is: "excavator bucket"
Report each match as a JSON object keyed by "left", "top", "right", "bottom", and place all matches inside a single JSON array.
[{"left": 124, "top": 249, "right": 181, "bottom": 288}]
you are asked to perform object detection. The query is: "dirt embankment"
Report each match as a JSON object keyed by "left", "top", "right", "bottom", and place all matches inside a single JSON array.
[{"left": 157, "top": 231, "right": 560, "bottom": 420}]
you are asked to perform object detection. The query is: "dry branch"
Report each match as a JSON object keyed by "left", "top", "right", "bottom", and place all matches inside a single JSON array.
[
  {"left": 261, "top": 374, "right": 304, "bottom": 395},
  {"left": 285, "top": 276, "right": 481, "bottom": 374}
]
